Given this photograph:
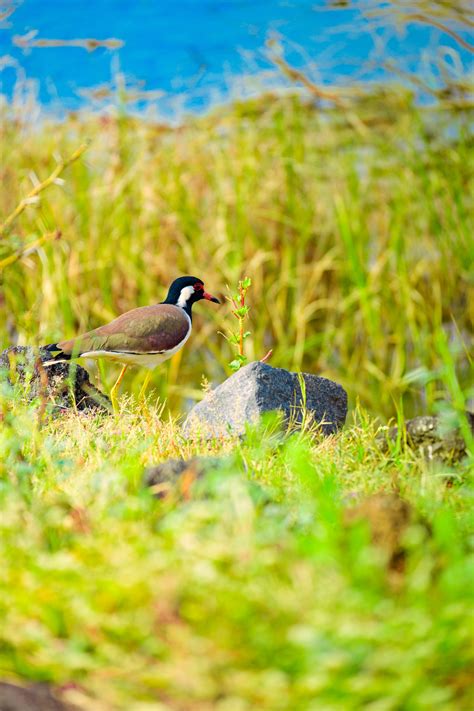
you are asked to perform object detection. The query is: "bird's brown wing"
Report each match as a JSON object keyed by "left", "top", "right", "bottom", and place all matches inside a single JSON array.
[{"left": 57, "top": 304, "right": 190, "bottom": 356}]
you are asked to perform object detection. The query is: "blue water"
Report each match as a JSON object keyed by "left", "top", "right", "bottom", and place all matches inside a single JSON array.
[{"left": 0, "top": 0, "right": 471, "bottom": 116}]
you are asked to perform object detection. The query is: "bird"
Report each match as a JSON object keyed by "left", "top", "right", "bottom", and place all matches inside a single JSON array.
[{"left": 43, "top": 276, "right": 220, "bottom": 411}]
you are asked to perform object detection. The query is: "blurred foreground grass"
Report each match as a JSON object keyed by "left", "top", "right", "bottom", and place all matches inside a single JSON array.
[
  {"left": 1, "top": 91, "right": 472, "bottom": 417},
  {"left": 0, "top": 389, "right": 473, "bottom": 710}
]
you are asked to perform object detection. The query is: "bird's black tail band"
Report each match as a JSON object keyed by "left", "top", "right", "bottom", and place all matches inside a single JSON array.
[{"left": 43, "top": 343, "right": 71, "bottom": 363}]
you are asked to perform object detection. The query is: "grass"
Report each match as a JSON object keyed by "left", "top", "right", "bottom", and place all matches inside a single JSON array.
[
  {"left": 0, "top": 68, "right": 473, "bottom": 709},
  {"left": 1, "top": 92, "right": 472, "bottom": 417},
  {"left": 0, "top": 388, "right": 473, "bottom": 710}
]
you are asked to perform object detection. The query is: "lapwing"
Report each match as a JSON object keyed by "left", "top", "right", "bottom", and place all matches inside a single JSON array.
[{"left": 44, "top": 276, "right": 220, "bottom": 410}]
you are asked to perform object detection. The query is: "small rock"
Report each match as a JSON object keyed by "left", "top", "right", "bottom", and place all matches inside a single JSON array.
[
  {"left": 381, "top": 413, "right": 473, "bottom": 462},
  {"left": 144, "top": 457, "right": 217, "bottom": 499},
  {"left": 0, "top": 346, "right": 110, "bottom": 414},
  {"left": 182, "top": 361, "right": 347, "bottom": 439},
  {"left": 0, "top": 682, "right": 76, "bottom": 711}
]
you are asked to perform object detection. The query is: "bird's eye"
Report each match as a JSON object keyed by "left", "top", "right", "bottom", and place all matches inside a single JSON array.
[{"left": 194, "top": 283, "right": 204, "bottom": 291}]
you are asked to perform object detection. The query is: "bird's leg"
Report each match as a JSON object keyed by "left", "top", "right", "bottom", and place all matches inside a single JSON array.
[
  {"left": 110, "top": 364, "right": 128, "bottom": 413},
  {"left": 138, "top": 371, "right": 152, "bottom": 401}
]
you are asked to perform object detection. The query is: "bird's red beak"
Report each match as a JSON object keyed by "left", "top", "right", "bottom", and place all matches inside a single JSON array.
[{"left": 203, "top": 291, "right": 220, "bottom": 303}]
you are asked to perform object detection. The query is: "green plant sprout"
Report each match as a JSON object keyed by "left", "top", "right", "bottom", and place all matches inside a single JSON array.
[{"left": 224, "top": 276, "right": 252, "bottom": 372}]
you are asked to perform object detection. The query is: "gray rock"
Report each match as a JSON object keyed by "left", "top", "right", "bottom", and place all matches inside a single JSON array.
[
  {"left": 0, "top": 682, "right": 76, "bottom": 711},
  {"left": 0, "top": 346, "right": 110, "bottom": 414},
  {"left": 182, "top": 361, "right": 347, "bottom": 439},
  {"left": 381, "top": 412, "right": 474, "bottom": 462}
]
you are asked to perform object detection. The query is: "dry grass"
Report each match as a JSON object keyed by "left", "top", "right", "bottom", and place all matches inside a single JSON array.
[{"left": 1, "top": 93, "right": 472, "bottom": 419}]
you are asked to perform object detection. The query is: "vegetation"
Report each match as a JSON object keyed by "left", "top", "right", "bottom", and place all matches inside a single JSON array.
[
  {"left": 223, "top": 276, "right": 253, "bottom": 371},
  {"left": 0, "top": 2, "right": 473, "bottom": 706},
  {"left": 0, "top": 394, "right": 472, "bottom": 709},
  {"left": 1, "top": 92, "right": 472, "bottom": 417}
]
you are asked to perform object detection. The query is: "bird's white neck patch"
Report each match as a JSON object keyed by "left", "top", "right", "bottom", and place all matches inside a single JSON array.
[{"left": 177, "top": 285, "right": 195, "bottom": 309}]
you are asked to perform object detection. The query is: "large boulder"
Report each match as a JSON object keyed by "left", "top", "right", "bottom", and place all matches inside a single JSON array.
[
  {"left": 182, "top": 361, "right": 347, "bottom": 439},
  {"left": 0, "top": 346, "right": 110, "bottom": 413}
]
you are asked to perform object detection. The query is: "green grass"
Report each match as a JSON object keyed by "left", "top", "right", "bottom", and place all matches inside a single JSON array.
[
  {"left": 1, "top": 81, "right": 473, "bottom": 709},
  {"left": 0, "top": 389, "right": 473, "bottom": 710}
]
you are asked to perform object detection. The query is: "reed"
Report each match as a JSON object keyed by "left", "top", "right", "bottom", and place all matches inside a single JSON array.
[{"left": 1, "top": 92, "right": 472, "bottom": 419}]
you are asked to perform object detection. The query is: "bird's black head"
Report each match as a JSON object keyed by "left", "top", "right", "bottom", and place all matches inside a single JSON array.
[{"left": 163, "top": 276, "right": 220, "bottom": 318}]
